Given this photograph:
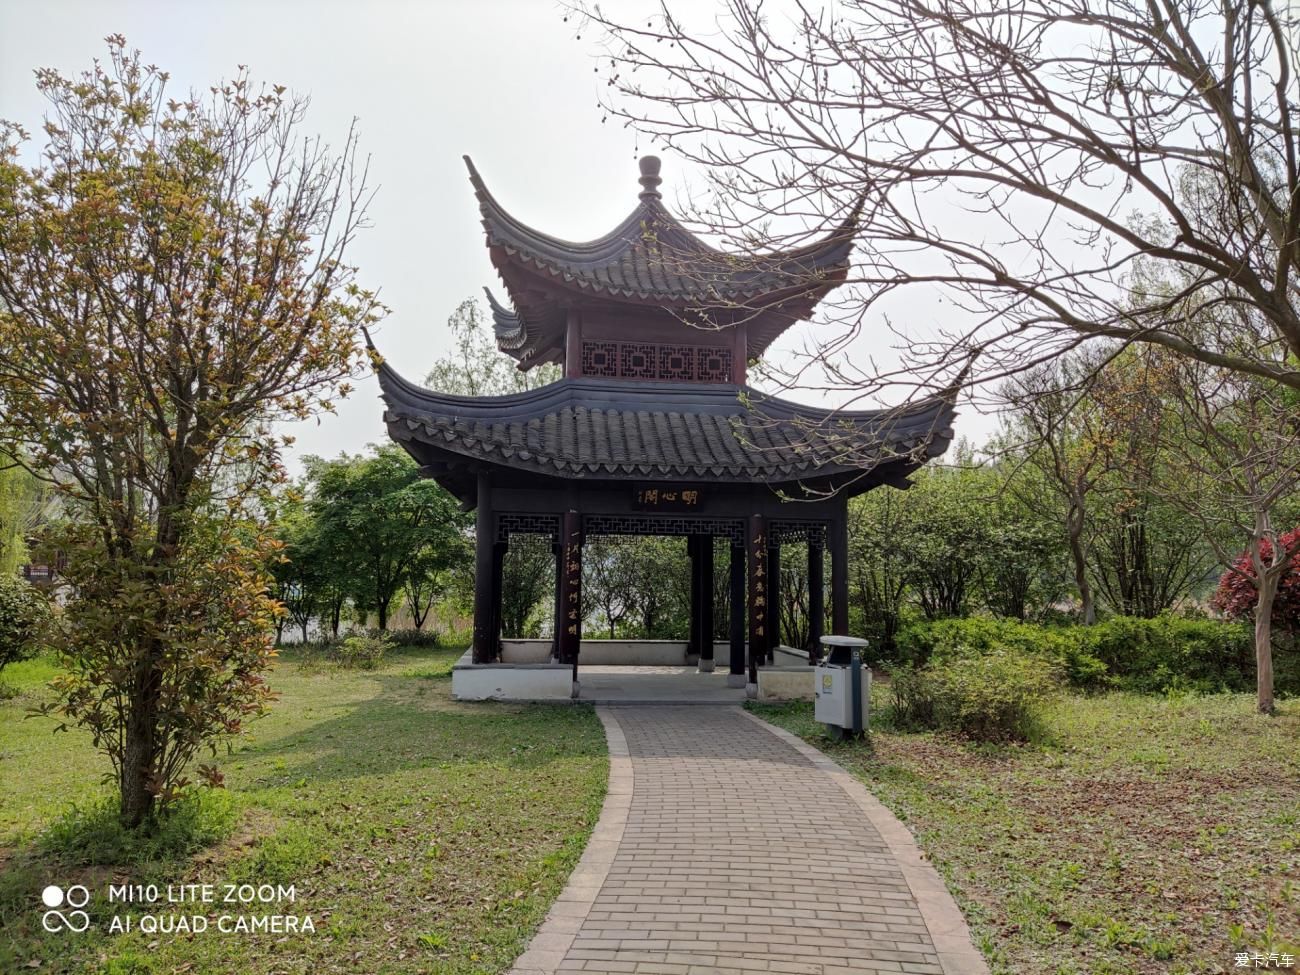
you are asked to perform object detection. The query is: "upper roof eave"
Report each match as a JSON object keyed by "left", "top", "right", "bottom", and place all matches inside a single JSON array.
[{"left": 464, "top": 155, "right": 858, "bottom": 307}]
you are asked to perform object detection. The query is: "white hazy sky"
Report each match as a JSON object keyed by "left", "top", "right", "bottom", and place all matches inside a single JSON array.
[{"left": 0, "top": 0, "right": 995, "bottom": 470}]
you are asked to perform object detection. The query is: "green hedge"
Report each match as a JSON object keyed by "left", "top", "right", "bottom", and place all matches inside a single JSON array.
[
  {"left": 888, "top": 653, "right": 1060, "bottom": 741},
  {"left": 894, "top": 614, "right": 1270, "bottom": 694},
  {"left": 895, "top": 616, "right": 1108, "bottom": 689}
]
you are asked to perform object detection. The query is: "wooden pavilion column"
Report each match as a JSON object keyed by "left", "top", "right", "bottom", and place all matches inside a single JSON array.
[
  {"left": 747, "top": 514, "right": 768, "bottom": 688},
  {"left": 472, "top": 472, "right": 496, "bottom": 663},
  {"left": 830, "top": 509, "right": 849, "bottom": 635},
  {"left": 557, "top": 511, "right": 583, "bottom": 666},
  {"left": 686, "top": 535, "right": 700, "bottom": 657},
  {"left": 696, "top": 535, "right": 715, "bottom": 672},
  {"left": 766, "top": 543, "right": 780, "bottom": 662},
  {"left": 490, "top": 539, "right": 507, "bottom": 655},
  {"left": 728, "top": 539, "right": 746, "bottom": 687},
  {"left": 551, "top": 540, "right": 563, "bottom": 661},
  {"left": 808, "top": 535, "right": 825, "bottom": 663}
]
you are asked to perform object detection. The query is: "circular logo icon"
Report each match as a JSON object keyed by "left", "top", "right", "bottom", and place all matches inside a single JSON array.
[{"left": 41, "top": 884, "right": 91, "bottom": 933}]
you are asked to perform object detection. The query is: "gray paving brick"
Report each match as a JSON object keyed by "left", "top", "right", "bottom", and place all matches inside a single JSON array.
[{"left": 510, "top": 706, "right": 986, "bottom": 975}]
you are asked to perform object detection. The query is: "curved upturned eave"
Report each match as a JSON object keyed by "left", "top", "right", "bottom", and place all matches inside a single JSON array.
[
  {"left": 376, "top": 359, "right": 955, "bottom": 433},
  {"left": 386, "top": 415, "right": 950, "bottom": 485},
  {"left": 464, "top": 155, "right": 858, "bottom": 303}
]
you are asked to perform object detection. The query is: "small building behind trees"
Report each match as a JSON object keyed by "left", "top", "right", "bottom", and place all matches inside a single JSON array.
[{"left": 375, "top": 155, "right": 956, "bottom": 694}]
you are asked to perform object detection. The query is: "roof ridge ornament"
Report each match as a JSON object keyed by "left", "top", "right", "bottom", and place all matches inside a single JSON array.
[{"left": 638, "top": 155, "right": 662, "bottom": 201}]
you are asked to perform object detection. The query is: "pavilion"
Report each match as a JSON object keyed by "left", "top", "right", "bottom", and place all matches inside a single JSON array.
[{"left": 376, "top": 155, "right": 956, "bottom": 695}]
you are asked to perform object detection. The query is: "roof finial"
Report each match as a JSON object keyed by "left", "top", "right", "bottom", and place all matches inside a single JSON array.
[{"left": 638, "top": 155, "right": 662, "bottom": 201}]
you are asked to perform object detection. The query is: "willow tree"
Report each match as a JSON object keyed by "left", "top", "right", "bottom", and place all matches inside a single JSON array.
[{"left": 0, "top": 38, "right": 380, "bottom": 826}]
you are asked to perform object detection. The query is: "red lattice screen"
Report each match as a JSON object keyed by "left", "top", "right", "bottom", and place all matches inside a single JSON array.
[{"left": 581, "top": 340, "right": 733, "bottom": 382}]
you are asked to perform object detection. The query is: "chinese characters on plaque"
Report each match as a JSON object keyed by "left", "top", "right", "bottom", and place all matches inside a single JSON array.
[{"left": 632, "top": 485, "right": 703, "bottom": 511}]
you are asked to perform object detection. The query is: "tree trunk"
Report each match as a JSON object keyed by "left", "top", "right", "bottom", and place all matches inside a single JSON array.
[
  {"left": 120, "top": 661, "right": 162, "bottom": 827},
  {"left": 300, "top": 619, "right": 309, "bottom": 643},
  {"left": 1068, "top": 508, "right": 1095, "bottom": 625},
  {"left": 377, "top": 597, "right": 388, "bottom": 631},
  {"left": 1255, "top": 572, "right": 1277, "bottom": 714}
]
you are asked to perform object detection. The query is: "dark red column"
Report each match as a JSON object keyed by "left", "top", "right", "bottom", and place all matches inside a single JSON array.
[
  {"left": 697, "top": 535, "right": 715, "bottom": 670},
  {"left": 747, "top": 514, "right": 768, "bottom": 686},
  {"left": 557, "top": 511, "right": 583, "bottom": 665},
  {"left": 472, "top": 472, "right": 495, "bottom": 663},
  {"left": 808, "top": 538, "right": 825, "bottom": 662}
]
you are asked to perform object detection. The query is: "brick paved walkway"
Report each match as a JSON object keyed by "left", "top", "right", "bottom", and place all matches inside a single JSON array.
[{"left": 510, "top": 706, "right": 987, "bottom": 975}]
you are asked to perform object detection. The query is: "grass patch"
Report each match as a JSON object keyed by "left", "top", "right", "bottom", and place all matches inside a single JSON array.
[
  {"left": 751, "top": 688, "right": 1300, "bottom": 975},
  {"left": 39, "top": 791, "right": 240, "bottom": 867},
  {"left": 0, "top": 643, "right": 606, "bottom": 974}
]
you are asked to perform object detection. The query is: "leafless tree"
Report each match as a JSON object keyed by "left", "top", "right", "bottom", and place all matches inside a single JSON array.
[
  {"left": 998, "top": 348, "right": 1129, "bottom": 624},
  {"left": 576, "top": 0, "right": 1300, "bottom": 405}
]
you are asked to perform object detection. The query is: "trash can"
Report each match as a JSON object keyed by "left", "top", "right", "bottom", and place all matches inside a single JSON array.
[{"left": 814, "top": 636, "right": 870, "bottom": 740}]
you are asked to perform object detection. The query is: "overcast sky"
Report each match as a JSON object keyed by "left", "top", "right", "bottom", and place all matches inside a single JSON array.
[{"left": 0, "top": 0, "right": 994, "bottom": 471}]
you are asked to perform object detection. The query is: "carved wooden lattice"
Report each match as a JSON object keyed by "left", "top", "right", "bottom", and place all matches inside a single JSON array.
[
  {"left": 770, "top": 520, "right": 828, "bottom": 549},
  {"left": 583, "top": 514, "right": 745, "bottom": 544},
  {"left": 581, "top": 341, "right": 619, "bottom": 378},
  {"left": 496, "top": 513, "right": 561, "bottom": 544},
  {"left": 620, "top": 342, "right": 657, "bottom": 379},
  {"left": 580, "top": 340, "right": 733, "bottom": 382}
]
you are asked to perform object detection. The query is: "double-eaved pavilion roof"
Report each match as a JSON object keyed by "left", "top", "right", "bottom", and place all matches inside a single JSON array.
[
  {"left": 374, "top": 153, "right": 957, "bottom": 504},
  {"left": 467, "top": 156, "right": 858, "bottom": 367},
  {"left": 377, "top": 361, "right": 957, "bottom": 504}
]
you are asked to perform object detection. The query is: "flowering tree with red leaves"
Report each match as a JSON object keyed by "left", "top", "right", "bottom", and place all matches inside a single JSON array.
[{"left": 1213, "top": 530, "right": 1300, "bottom": 639}]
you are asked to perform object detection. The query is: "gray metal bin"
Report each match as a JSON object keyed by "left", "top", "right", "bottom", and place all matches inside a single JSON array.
[{"left": 813, "top": 636, "right": 870, "bottom": 740}]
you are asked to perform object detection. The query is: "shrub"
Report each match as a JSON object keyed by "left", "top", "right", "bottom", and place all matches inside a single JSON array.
[
  {"left": 927, "top": 652, "right": 1060, "bottom": 741},
  {"left": 894, "top": 613, "right": 1271, "bottom": 694},
  {"left": 1082, "top": 614, "right": 1256, "bottom": 694},
  {"left": 0, "top": 575, "right": 49, "bottom": 674},
  {"left": 897, "top": 617, "right": 1108, "bottom": 690},
  {"left": 1211, "top": 528, "right": 1300, "bottom": 635},
  {"left": 886, "top": 662, "right": 936, "bottom": 729},
  {"left": 385, "top": 628, "right": 441, "bottom": 649},
  {"left": 885, "top": 653, "right": 1059, "bottom": 741},
  {"left": 335, "top": 630, "right": 391, "bottom": 669}
]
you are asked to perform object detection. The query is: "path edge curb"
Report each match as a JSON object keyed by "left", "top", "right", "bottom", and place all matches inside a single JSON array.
[
  {"left": 508, "top": 707, "right": 630, "bottom": 975},
  {"left": 737, "top": 707, "right": 991, "bottom": 975}
]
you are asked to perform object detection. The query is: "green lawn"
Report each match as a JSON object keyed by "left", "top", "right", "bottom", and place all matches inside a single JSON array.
[
  {"left": 753, "top": 689, "right": 1300, "bottom": 975},
  {"left": 0, "top": 646, "right": 607, "bottom": 975}
]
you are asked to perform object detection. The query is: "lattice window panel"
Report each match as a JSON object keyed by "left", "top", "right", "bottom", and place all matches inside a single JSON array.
[
  {"left": 770, "top": 520, "right": 828, "bottom": 550},
  {"left": 697, "top": 347, "right": 733, "bottom": 383},
  {"left": 619, "top": 342, "right": 657, "bottom": 379},
  {"left": 583, "top": 514, "right": 745, "bottom": 544},
  {"left": 496, "top": 513, "right": 561, "bottom": 544},
  {"left": 658, "top": 345, "right": 696, "bottom": 381},
  {"left": 579, "top": 340, "right": 733, "bottom": 382},
  {"left": 581, "top": 341, "right": 618, "bottom": 378}
]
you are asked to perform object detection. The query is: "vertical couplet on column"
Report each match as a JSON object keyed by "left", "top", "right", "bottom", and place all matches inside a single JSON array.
[
  {"left": 557, "top": 511, "right": 583, "bottom": 667},
  {"left": 747, "top": 514, "right": 767, "bottom": 685}
]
